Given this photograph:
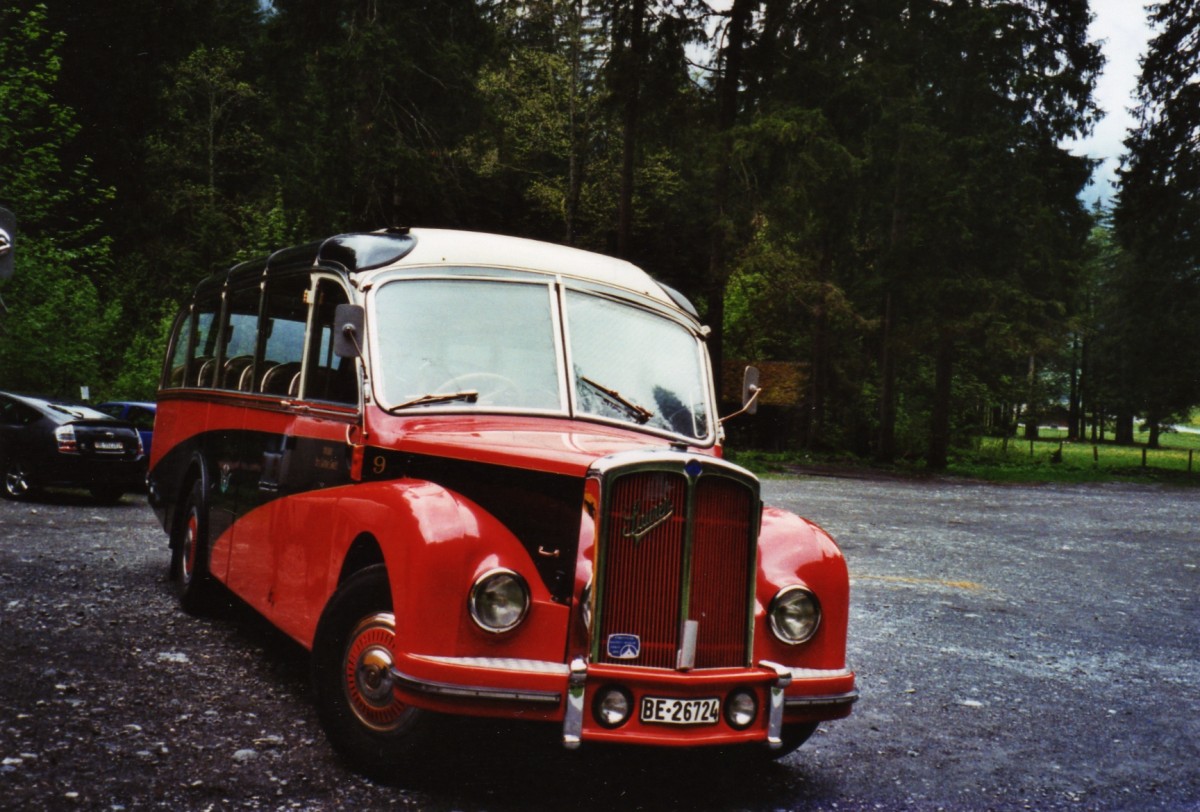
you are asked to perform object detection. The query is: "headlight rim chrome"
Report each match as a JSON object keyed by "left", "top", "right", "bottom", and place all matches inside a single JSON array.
[
  {"left": 768, "top": 584, "right": 822, "bottom": 645},
  {"left": 468, "top": 567, "right": 531, "bottom": 634}
]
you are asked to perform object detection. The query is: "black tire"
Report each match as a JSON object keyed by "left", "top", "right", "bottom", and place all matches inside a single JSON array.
[
  {"left": 2, "top": 457, "right": 38, "bottom": 501},
  {"left": 768, "top": 722, "right": 819, "bottom": 759},
  {"left": 312, "top": 564, "right": 432, "bottom": 779},
  {"left": 171, "top": 479, "right": 216, "bottom": 614},
  {"left": 712, "top": 721, "right": 817, "bottom": 768}
]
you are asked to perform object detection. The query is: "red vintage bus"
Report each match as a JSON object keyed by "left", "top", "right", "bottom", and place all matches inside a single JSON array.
[{"left": 148, "top": 227, "right": 856, "bottom": 776}]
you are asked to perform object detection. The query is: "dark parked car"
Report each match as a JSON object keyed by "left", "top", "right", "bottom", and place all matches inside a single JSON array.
[
  {"left": 0, "top": 391, "right": 144, "bottom": 503},
  {"left": 97, "top": 400, "right": 156, "bottom": 461}
]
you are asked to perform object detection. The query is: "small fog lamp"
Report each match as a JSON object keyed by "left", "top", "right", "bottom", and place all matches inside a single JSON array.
[
  {"left": 725, "top": 689, "right": 758, "bottom": 729},
  {"left": 594, "top": 686, "right": 632, "bottom": 728}
]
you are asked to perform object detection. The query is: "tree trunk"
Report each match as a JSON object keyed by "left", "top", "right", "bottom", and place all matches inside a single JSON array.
[
  {"left": 1023, "top": 354, "right": 1039, "bottom": 440},
  {"left": 809, "top": 302, "right": 828, "bottom": 448},
  {"left": 927, "top": 332, "right": 953, "bottom": 469},
  {"left": 615, "top": 0, "right": 647, "bottom": 258},
  {"left": 877, "top": 130, "right": 908, "bottom": 463},
  {"left": 565, "top": 0, "right": 585, "bottom": 245},
  {"left": 1146, "top": 416, "right": 1161, "bottom": 449},
  {"left": 1114, "top": 411, "right": 1134, "bottom": 445},
  {"left": 704, "top": 0, "right": 752, "bottom": 386},
  {"left": 1068, "top": 334, "right": 1080, "bottom": 441},
  {"left": 876, "top": 290, "right": 897, "bottom": 462}
]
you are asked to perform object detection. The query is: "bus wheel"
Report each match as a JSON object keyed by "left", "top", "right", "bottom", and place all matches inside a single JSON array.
[
  {"left": 774, "top": 722, "right": 818, "bottom": 758},
  {"left": 172, "top": 479, "right": 215, "bottom": 614},
  {"left": 312, "top": 564, "right": 431, "bottom": 778}
]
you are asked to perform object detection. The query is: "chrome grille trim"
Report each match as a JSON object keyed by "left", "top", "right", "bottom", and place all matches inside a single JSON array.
[{"left": 588, "top": 450, "right": 761, "bottom": 670}]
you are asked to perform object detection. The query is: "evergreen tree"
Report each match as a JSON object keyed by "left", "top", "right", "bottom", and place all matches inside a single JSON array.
[
  {"left": 145, "top": 44, "right": 282, "bottom": 284},
  {"left": 1113, "top": 0, "right": 1200, "bottom": 445},
  {"left": 261, "top": 0, "right": 497, "bottom": 232}
]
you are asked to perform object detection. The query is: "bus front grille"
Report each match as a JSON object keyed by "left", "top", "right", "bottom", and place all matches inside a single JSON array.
[{"left": 592, "top": 462, "right": 759, "bottom": 670}]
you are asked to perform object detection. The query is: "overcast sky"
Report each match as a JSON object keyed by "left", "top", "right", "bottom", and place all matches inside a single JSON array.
[{"left": 1068, "top": 0, "right": 1155, "bottom": 207}]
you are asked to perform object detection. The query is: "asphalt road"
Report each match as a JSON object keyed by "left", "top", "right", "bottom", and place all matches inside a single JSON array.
[{"left": 0, "top": 475, "right": 1197, "bottom": 811}]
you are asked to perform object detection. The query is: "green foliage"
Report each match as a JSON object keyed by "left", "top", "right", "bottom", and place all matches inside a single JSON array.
[
  {"left": 0, "top": 4, "right": 113, "bottom": 255},
  {"left": 2, "top": 0, "right": 1191, "bottom": 467},
  {"left": 110, "top": 308, "right": 177, "bottom": 401},
  {"left": 0, "top": 4, "right": 75, "bottom": 223},
  {"left": 0, "top": 236, "right": 116, "bottom": 396},
  {"left": 145, "top": 44, "right": 268, "bottom": 274},
  {"left": 469, "top": 44, "right": 602, "bottom": 239},
  {"left": 0, "top": 4, "right": 116, "bottom": 398}
]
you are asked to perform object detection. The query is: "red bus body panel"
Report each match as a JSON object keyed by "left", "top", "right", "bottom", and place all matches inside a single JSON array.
[{"left": 148, "top": 229, "right": 855, "bottom": 755}]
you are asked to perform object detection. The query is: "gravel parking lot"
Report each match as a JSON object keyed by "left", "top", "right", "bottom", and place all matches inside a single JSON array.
[{"left": 1, "top": 475, "right": 1197, "bottom": 811}]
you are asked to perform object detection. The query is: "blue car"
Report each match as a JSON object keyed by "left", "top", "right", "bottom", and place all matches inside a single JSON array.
[{"left": 97, "top": 401, "right": 156, "bottom": 461}]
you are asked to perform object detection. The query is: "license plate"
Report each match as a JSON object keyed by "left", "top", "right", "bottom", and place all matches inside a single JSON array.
[
  {"left": 639, "top": 696, "right": 720, "bottom": 726},
  {"left": 94, "top": 441, "right": 124, "bottom": 451}
]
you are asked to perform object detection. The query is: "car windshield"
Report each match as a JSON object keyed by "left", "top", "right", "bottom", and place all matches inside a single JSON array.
[{"left": 370, "top": 277, "right": 711, "bottom": 441}]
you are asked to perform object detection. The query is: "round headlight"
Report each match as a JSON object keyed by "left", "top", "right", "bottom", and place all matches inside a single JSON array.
[
  {"left": 768, "top": 585, "right": 821, "bottom": 645},
  {"left": 725, "top": 689, "right": 758, "bottom": 729},
  {"left": 468, "top": 569, "right": 530, "bottom": 633}
]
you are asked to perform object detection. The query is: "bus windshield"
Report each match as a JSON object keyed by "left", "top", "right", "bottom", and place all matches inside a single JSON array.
[
  {"left": 565, "top": 289, "right": 710, "bottom": 439},
  {"left": 370, "top": 277, "right": 711, "bottom": 441}
]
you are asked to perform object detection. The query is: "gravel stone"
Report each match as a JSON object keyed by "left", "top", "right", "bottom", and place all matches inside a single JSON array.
[{"left": 1, "top": 479, "right": 1197, "bottom": 810}]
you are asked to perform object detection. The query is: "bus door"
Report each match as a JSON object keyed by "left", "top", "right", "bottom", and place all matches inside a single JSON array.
[
  {"left": 205, "top": 279, "right": 266, "bottom": 581},
  {"left": 223, "top": 271, "right": 310, "bottom": 604},
  {"left": 258, "top": 277, "right": 359, "bottom": 640},
  {"left": 226, "top": 274, "right": 359, "bottom": 639}
]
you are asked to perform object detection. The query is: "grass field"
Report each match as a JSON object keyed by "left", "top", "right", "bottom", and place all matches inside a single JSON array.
[
  {"left": 951, "top": 426, "right": 1200, "bottom": 483},
  {"left": 729, "top": 425, "right": 1200, "bottom": 486}
]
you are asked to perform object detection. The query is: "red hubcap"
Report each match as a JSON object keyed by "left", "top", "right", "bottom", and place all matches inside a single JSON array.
[{"left": 343, "top": 612, "right": 408, "bottom": 731}]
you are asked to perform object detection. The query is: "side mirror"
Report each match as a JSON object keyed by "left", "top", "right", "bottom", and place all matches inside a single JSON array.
[
  {"left": 741, "top": 366, "right": 761, "bottom": 416},
  {"left": 720, "top": 365, "right": 763, "bottom": 425},
  {"left": 333, "top": 303, "right": 365, "bottom": 359},
  {"left": 0, "top": 207, "right": 15, "bottom": 281}
]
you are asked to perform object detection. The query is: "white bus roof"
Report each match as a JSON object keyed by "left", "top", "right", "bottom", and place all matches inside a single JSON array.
[{"left": 379, "top": 228, "right": 680, "bottom": 310}]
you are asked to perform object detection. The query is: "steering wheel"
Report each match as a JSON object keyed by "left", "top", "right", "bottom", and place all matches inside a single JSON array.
[{"left": 435, "top": 372, "right": 522, "bottom": 405}]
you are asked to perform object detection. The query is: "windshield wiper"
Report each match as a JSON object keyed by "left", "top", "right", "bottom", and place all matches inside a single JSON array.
[
  {"left": 385, "top": 390, "right": 478, "bottom": 413},
  {"left": 49, "top": 404, "right": 87, "bottom": 419},
  {"left": 580, "top": 376, "right": 653, "bottom": 424}
]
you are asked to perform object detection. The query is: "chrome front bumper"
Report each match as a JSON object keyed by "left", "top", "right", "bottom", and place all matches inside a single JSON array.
[{"left": 390, "top": 654, "right": 858, "bottom": 750}]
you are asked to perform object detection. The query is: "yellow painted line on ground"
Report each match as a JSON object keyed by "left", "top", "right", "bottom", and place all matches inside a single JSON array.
[{"left": 853, "top": 574, "right": 986, "bottom": 591}]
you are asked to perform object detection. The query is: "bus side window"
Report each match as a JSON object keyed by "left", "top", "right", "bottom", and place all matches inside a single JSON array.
[
  {"left": 170, "top": 293, "right": 220, "bottom": 389},
  {"left": 164, "top": 308, "right": 193, "bottom": 389},
  {"left": 303, "top": 280, "right": 357, "bottom": 404},
  {"left": 220, "top": 284, "right": 261, "bottom": 391},
  {"left": 259, "top": 274, "right": 309, "bottom": 395}
]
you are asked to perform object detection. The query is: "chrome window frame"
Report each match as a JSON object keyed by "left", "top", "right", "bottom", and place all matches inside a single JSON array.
[
  {"left": 362, "top": 266, "right": 719, "bottom": 447},
  {"left": 366, "top": 270, "right": 570, "bottom": 417}
]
